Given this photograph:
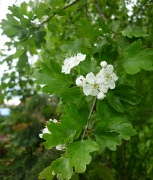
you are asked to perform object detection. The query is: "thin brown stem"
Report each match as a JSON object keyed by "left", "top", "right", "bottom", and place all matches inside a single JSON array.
[
  {"left": 82, "top": 97, "right": 97, "bottom": 139},
  {"left": 93, "top": 0, "right": 107, "bottom": 23}
]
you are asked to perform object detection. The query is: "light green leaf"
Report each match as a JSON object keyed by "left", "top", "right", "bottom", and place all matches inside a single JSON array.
[
  {"left": 132, "top": 27, "right": 147, "bottom": 37},
  {"left": 43, "top": 121, "right": 68, "bottom": 149},
  {"left": 50, "top": 0, "right": 64, "bottom": 8},
  {"left": 17, "top": 51, "right": 29, "bottom": 69},
  {"left": 65, "top": 140, "right": 99, "bottom": 173},
  {"left": 121, "top": 27, "right": 133, "bottom": 38},
  {"left": 121, "top": 27, "right": 147, "bottom": 38},
  {"left": 121, "top": 40, "right": 153, "bottom": 74},
  {"left": 51, "top": 157, "right": 73, "bottom": 180},
  {"left": 38, "top": 166, "right": 54, "bottom": 180}
]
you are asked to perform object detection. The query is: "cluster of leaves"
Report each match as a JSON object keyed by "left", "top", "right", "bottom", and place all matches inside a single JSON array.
[{"left": 0, "top": 0, "right": 153, "bottom": 179}]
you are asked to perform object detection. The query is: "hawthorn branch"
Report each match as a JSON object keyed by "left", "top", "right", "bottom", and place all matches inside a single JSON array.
[
  {"left": 22, "top": 0, "right": 80, "bottom": 42},
  {"left": 93, "top": 0, "right": 107, "bottom": 23},
  {"left": 39, "top": 0, "right": 80, "bottom": 28},
  {"left": 82, "top": 97, "right": 97, "bottom": 139}
]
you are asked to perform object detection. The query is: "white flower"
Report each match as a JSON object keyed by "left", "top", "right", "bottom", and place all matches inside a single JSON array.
[
  {"left": 100, "top": 61, "right": 107, "bottom": 67},
  {"left": 55, "top": 144, "right": 66, "bottom": 151},
  {"left": 61, "top": 57, "right": 75, "bottom": 74},
  {"left": 76, "top": 76, "right": 86, "bottom": 87},
  {"left": 97, "top": 92, "right": 105, "bottom": 100},
  {"left": 83, "top": 72, "right": 98, "bottom": 96},
  {"left": 75, "top": 63, "right": 118, "bottom": 100},
  {"left": 62, "top": 53, "right": 86, "bottom": 74},
  {"left": 39, "top": 119, "right": 58, "bottom": 138},
  {"left": 99, "top": 65, "right": 118, "bottom": 89},
  {"left": 39, "top": 127, "right": 50, "bottom": 138},
  {"left": 83, "top": 72, "right": 106, "bottom": 97},
  {"left": 49, "top": 119, "right": 58, "bottom": 123}
]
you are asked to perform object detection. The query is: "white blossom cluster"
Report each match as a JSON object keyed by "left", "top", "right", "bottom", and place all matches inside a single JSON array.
[
  {"left": 76, "top": 61, "right": 118, "bottom": 100},
  {"left": 39, "top": 119, "right": 66, "bottom": 151},
  {"left": 61, "top": 53, "right": 86, "bottom": 74}
]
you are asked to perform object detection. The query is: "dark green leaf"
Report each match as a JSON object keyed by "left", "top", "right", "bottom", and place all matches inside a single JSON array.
[{"left": 106, "top": 91, "right": 124, "bottom": 113}]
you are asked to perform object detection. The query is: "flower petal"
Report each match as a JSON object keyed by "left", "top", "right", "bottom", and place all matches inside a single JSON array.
[
  {"left": 106, "top": 65, "right": 114, "bottom": 73},
  {"left": 76, "top": 53, "right": 86, "bottom": 61},
  {"left": 83, "top": 84, "right": 93, "bottom": 95},
  {"left": 108, "top": 80, "right": 115, "bottom": 89},
  {"left": 86, "top": 72, "right": 95, "bottom": 84}
]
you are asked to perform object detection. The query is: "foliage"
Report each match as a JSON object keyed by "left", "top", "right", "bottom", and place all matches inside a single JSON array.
[{"left": 0, "top": 0, "right": 153, "bottom": 179}]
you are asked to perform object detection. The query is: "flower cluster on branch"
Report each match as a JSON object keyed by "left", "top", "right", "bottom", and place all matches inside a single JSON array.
[{"left": 76, "top": 61, "right": 118, "bottom": 99}]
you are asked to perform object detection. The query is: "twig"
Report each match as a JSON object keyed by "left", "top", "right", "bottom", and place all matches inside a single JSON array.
[
  {"left": 93, "top": 0, "right": 107, "bottom": 23},
  {"left": 82, "top": 97, "right": 97, "bottom": 139},
  {"left": 39, "top": 0, "right": 80, "bottom": 28}
]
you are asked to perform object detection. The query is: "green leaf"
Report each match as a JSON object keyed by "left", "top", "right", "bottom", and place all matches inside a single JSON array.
[
  {"left": 48, "top": 22, "right": 58, "bottom": 33},
  {"left": 34, "top": 31, "right": 46, "bottom": 48},
  {"left": 76, "top": 19, "right": 96, "bottom": 38},
  {"left": 97, "top": 99, "right": 113, "bottom": 121},
  {"left": 78, "top": 55, "right": 95, "bottom": 75},
  {"left": 33, "top": 62, "right": 71, "bottom": 95},
  {"left": 6, "top": 14, "right": 19, "bottom": 26},
  {"left": 96, "top": 132, "right": 121, "bottom": 151},
  {"left": 121, "top": 27, "right": 147, "bottom": 38},
  {"left": 61, "top": 87, "right": 83, "bottom": 104},
  {"left": 65, "top": 140, "right": 99, "bottom": 173},
  {"left": 98, "top": 18, "right": 109, "bottom": 33},
  {"left": 96, "top": 116, "right": 136, "bottom": 151},
  {"left": 115, "top": 84, "right": 141, "bottom": 105},
  {"left": 132, "top": 27, "right": 147, "bottom": 37},
  {"left": 50, "top": 0, "right": 64, "bottom": 8},
  {"left": 13, "top": 49, "right": 25, "bottom": 59},
  {"left": 109, "top": 117, "right": 137, "bottom": 140},
  {"left": 42, "top": 79, "right": 70, "bottom": 94},
  {"left": 43, "top": 121, "right": 69, "bottom": 149},
  {"left": 51, "top": 157, "right": 73, "bottom": 180},
  {"left": 1, "top": 19, "right": 18, "bottom": 36},
  {"left": 121, "top": 40, "right": 153, "bottom": 74},
  {"left": 38, "top": 166, "right": 54, "bottom": 180},
  {"left": 17, "top": 51, "right": 29, "bottom": 69},
  {"left": 121, "top": 27, "right": 133, "bottom": 38},
  {"left": 61, "top": 103, "right": 89, "bottom": 130},
  {"left": 106, "top": 91, "right": 124, "bottom": 113}
]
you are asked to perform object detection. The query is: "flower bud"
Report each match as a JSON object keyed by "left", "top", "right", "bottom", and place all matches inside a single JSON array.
[
  {"left": 97, "top": 92, "right": 105, "bottom": 100},
  {"left": 100, "top": 61, "right": 107, "bottom": 68},
  {"left": 76, "top": 76, "right": 86, "bottom": 87}
]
